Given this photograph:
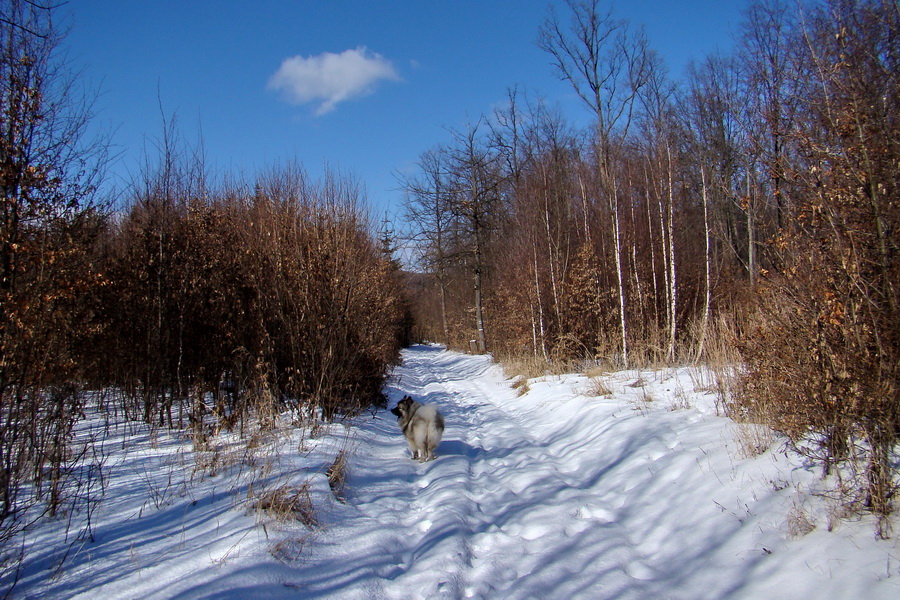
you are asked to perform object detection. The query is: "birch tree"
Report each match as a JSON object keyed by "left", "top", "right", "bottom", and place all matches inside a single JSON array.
[{"left": 538, "top": 0, "right": 650, "bottom": 367}]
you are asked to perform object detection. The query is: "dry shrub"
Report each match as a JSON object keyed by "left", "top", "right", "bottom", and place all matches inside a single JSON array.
[
  {"left": 786, "top": 501, "right": 816, "bottom": 539},
  {"left": 511, "top": 376, "right": 531, "bottom": 397},
  {"left": 92, "top": 159, "right": 407, "bottom": 433},
  {"left": 731, "top": 423, "right": 778, "bottom": 459},
  {"left": 252, "top": 481, "right": 318, "bottom": 529},
  {"left": 586, "top": 377, "right": 612, "bottom": 397},
  {"left": 739, "top": 274, "right": 898, "bottom": 536},
  {"left": 0, "top": 0, "right": 108, "bottom": 538},
  {"left": 735, "top": 1, "right": 900, "bottom": 538},
  {"left": 326, "top": 451, "right": 349, "bottom": 503}
]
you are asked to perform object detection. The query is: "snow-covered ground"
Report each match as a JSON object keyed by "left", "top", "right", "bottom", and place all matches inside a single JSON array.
[{"left": 6, "top": 345, "right": 900, "bottom": 599}]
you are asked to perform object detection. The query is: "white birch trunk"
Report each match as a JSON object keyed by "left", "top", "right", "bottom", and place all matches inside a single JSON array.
[
  {"left": 696, "top": 164, "right": 712, "bottom": 363},
  {"left": 612, "top": 180, "right": 629, "bottom": 369},
  {"left": 746, "top": 168, "right": 756, "bottom": 286},
  {"left": 657, "top": 170, "right": 670, "bottom": 361},
  {"left": 666, "top": 142, "right": 677, "bottom": 363},
  {"left": 533, "top": 242, "right": 548, "bottom": 361}
]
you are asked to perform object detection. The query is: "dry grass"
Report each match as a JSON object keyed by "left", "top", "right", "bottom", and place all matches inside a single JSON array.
[
  {"left": 251, "top": 481, "right": 318, "bottom": 529},
  {"left": 584, "top": 364, "right": 610, "bottom": 379},
  {"left": 191, "top": 416, "right": 287, "bottom": 480},
  {"left": 668, "top": 393, "right": 691, "bottom": 411},
  {"left": 269, "top": 534, "right": 316, "bottom": 564},
  {"left": 326, "top": 450, "right": 349, "bottom": 503},
  {"left": 638, "top": 386, "right": 656, "bottom": 404},
  {"left": 192, "top": 442, "right": 240, "bottom": 479},
  {"left": 586, "top": 376, "right": 612, "bottom": 397},
  {"left": 668, "top": 377, "right": 692, "bottom": 411},
  {"left": 511, "top": 376, "right": 531, "bottom": 397},
  {"left": 786, "top": 501, "right": 817, "bottom": 538},
  {"left": 731, "top": 422, "right": 778, "bottom": 459},
  {"left": 499, "top": 348, "right": 586, "bottom": 381},
  {"left": 501, "top": 354, "right": 551, "bottom": 380},
  {"left": 701, "top": 315, "right": 746, "bottom": 418}
]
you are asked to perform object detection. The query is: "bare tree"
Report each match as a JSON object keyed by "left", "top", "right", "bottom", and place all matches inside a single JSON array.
[
  {"left": 684, "top": 53, "right": 755, "bottom": 282},
  {"left": 445, "top": 119, "right": 504, "bottom": 354},
  {"left": 739, "top": 0, "right": 798, "bottom": 231},
  {"left": 400, "top": 146, "right": 455, "bottom": 343},
  {"left": 538, "top": 0, "right": 650, "bottom": 367}
]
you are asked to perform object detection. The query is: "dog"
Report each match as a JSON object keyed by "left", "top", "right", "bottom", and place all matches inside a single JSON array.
[{"left": 390, "top": 395, "right": 444, "bottom": 462}]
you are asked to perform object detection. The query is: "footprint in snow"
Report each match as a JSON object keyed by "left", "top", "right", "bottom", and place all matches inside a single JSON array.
[{"left": 576, "top": 504, "right": 616, "bottom": 523}]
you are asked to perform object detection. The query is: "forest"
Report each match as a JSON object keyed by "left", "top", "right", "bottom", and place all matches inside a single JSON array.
[
  {"left": 399, "top": 0, "right": 898, "bottom": 534},
  {"left": 0, "top": 0, "right": 897, "bottom": 573}
]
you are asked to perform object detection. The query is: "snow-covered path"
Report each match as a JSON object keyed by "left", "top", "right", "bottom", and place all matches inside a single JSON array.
[
  {"left": 10, "top": 345, "right": 899, "bottom": 599},
  {"left": 288, "top": 345, "right": 899, "bottom": 599},
  {"left": 370, "top": 345, "right": 677, "bottom": 598}
]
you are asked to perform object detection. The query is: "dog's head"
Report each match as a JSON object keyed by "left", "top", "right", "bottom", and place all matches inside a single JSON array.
[{"left": 391, "top": 396, "right": 414, "bottom": 419}]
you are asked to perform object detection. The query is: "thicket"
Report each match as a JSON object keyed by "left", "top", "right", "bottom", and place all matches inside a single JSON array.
[
  {"left": 737, "top": 0, "right": 899, "bottom": 535},
  {"left": 0, "top": 0, "right": 407, "bottom": 562},
  {"left": 0, "top": 0, "right": 107, "bottom": 544},
  {"left": 93, "top": 154, "right": 405, "bottom": 429},
  {"left": 401, "top": 0, "right": 899, "bottom": 532}
]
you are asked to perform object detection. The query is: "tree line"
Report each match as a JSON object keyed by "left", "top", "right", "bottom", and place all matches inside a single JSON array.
[{"left": 401, "top": 0, "right": 898, "bottom": 533}]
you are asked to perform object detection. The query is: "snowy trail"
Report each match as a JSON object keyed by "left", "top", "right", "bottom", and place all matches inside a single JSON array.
[
  {"left": 297, "top": 344, "right": 638, "bottom": 599},
  {"left": 11, "top": 345, "right": 899, "bottom": 599},
  {"left": 291, "top": 345, "right": 899, "bottom": 600}
]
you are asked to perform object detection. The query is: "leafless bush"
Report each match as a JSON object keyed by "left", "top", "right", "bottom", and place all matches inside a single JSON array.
[{"left": 0, "top": 0, "right": 108, "bottom": 568}]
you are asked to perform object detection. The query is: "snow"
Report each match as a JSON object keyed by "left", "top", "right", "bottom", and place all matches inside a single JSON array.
[{"left": 6, "top": 344, "right": 899, "bottom": 599}]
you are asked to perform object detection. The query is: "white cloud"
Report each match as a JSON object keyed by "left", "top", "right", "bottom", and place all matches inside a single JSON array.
[{"left": 268, "top": 47, "right": 400, "bottom": 115}]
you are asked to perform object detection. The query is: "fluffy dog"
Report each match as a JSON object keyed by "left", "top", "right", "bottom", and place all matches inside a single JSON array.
[{"left": 390, "top": 395, "right": 444, "bottom": 462}]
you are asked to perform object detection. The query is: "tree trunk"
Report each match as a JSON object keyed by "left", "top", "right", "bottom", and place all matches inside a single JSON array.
[
  {"left": 473, "top": 219, "right": 487, "bottom": 354},
  {"left": 612, "top": 177, "right": 629, "bottom": 368},
  {"left": 665, "top": 142, "right": 677, "bottom": 363},
  {"left": 695, "top": 164, "right": 712, "bottom": 363},
  {"left": 645, "top": 169, "right": 660, "bottom": 331},
  {"left": 533, "top": 243, "right": 548, "bottom": 360},
  {"left": 746, "top": 168, "right": 756, "bottom": 286},
  {"left": 437, "top": 266, "right": 449, "bottom": 343}
]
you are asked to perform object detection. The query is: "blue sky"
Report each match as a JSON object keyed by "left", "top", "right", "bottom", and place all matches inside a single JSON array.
[{"left": 63, "top": 1, "right": 745, "bottom": 217}]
